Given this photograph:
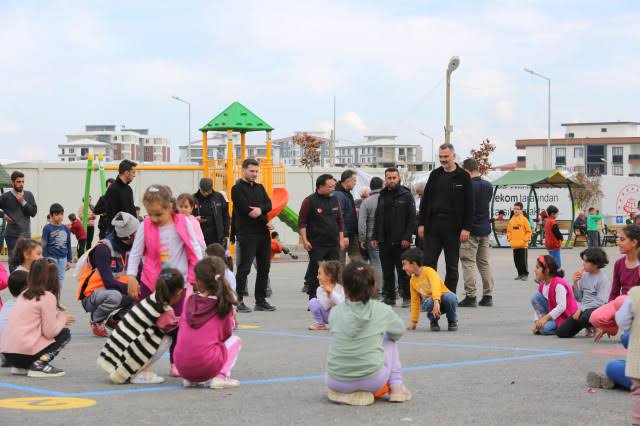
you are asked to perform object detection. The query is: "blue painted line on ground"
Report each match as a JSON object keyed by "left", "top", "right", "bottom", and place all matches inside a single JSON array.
[{"left": 0, "top": 382, "right": 69, "bottom": 397}]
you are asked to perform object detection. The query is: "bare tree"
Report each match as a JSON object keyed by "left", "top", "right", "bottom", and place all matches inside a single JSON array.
[
  {"left": 572, "top": 172, "right": 604, "bottom": 211},
  {"left": 292, "top": 133, "right": 323, "bottom": 191},
  {"left": 470, "top": 139, "right": 496, "bottom": 175}
]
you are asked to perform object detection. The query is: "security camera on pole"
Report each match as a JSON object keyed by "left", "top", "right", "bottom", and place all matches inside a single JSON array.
[{"left": 445, "top": 56, "right": 460, "bottom": 145}]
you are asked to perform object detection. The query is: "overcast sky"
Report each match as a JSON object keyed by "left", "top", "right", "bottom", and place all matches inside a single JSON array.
[{"left": 1, "top": 0, "right": 639, "bottom": 165}]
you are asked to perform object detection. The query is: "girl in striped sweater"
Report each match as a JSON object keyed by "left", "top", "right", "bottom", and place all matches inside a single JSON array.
[{"left": 98, "top": 269, "right": 184, "bottom": 384}]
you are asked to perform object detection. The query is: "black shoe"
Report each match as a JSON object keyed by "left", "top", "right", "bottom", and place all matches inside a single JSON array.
[
  {"left": 301, "top": 284, "right": 308, "bottom": 293},
  {"left": 519, "top": 274, "right": 529, "bottom": 281},
  {"left": 401, "top": 298, "right": 411, "bottom": 308},
  {"left": 383, "top": 298, "right": 396, "bottom": 307},
  {"left": 254, "top": 301, "right": 276, "bottom": 311},
  {"left": 27, "top": 361, "right": 65, "bottom": 378},
  {"left": 478, "top": 295, "right": 493, "bottom": 307},
  {"left": 430, "top": 321, "right": 440, "bottom": 332},
  {"left": 448, "top": 321, "right": 458, "bottom": 331},
  {"left": 237, "top": 302, "right": 252, "bottom": 313},
  {"left": 458, "top": 296, "right": 477, "bottom": 307},
  {"left": 514, "top": 275, "right": 522, "bottom": 280}
]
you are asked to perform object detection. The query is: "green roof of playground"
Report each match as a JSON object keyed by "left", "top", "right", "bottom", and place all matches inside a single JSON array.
[
  {"left": 491, "top": 170, "right": 581, "bottom": 188},
  {"left": 199, "top": 101, "right": 274, "bottom": 132}
]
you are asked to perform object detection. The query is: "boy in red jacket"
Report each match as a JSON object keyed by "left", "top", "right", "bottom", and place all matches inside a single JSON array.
[
  {"left": 543, "top": 205, "right": 563, "bottom": 271},
  {"left": 68, "top": 213, "right": 87, "bottom": 258}
]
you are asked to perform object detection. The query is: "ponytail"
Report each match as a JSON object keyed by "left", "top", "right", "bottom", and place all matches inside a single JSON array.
[
  {"left": 194, "top": 257, "right": 237, "bottom": 317},
  {"left": 154, "top": 268, "right": 184, "bottom": 305}
]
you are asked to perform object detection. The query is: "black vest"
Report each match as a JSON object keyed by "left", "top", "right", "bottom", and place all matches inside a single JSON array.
[{"left": 306, "top": 193, "right": 341, "bottom": 247}]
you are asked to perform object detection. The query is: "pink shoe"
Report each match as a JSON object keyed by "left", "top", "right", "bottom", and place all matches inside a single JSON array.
[
  {"left": 308, "top": 322, "right": 327, "bottom": 331},
  {"left": 170, "top": 364, "right": 181, "bottom": 377}
]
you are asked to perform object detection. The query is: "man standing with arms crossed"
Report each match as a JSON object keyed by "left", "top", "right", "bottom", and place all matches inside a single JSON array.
[
  {"left": 458, "top": 158, "right": 495, "bottom": 307},
  {"left": 0, "top": 171, "right": 37, "bottom": 266},
  {"left": 299, "top": 174, "right": 346, "bottom": 301},
  {"left": 418, "top": 143, "right": 473, "bottom": 295}
]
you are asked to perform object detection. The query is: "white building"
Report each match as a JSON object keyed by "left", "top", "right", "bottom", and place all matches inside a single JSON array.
[
  {"left": 516, "top": 121, "right": 640, "bottom": 176},
  {"left": 64, "top": 125, "right": 171, "bottom": 162},
  {"left": 179, "top": 133, "right": 281, "bottom": 165},
  {"left": 335, "top": 135, "right": 430, "bottom": 171},
  {"left": 57, "top": 139, "right": 112, "bottom": 162},
  {"left": 273, "top": 132, "right": 331, "bottom": 167}
]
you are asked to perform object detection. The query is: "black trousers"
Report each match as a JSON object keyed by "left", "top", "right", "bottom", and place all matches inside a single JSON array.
[
  {"left": 379, "top": 242, "right": 410, "bottom": 301},
  {"left": 2, "top": 328, "right": 71, "bottom": 369},
  {"left": 556, "top": 308, "right": 596, "bottom": 338},
  {"left": 236, "top": 233, "right": 271, "bottom": 303},
  {"left": 305, "top": 244, "right": 340, "bottom": 300},
  {"left": 86, "top": 226, "right": 95, "bottom": 248},
  {"left": 513, "top": 248, "right": 528, "bottom": 276},
  {"left": 423, "top": 217, "right": 461, "bottom": 294}
]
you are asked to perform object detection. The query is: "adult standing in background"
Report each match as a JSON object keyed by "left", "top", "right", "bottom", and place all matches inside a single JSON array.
[
  {"left": 418, "top": 143, "right": 473, "bottom": 295},
  {"left": 0, "top": 171, "right": 37, "bottom": 265},
  {"left": 333, "top": 170, "right": 360, "bottom": 265},
  {"left": 358, "top": 177, "right": 383, "bottom": 278},
  {"left": 413, "top": 181, "right": 426, "bottom": 249},
  {"left": 458, "top": 158, "right": 495, "bottom": 307},
  {"left": 372, "top": 168, "right": 416, "bottom": 307},
  {"left": 299, "top": 174, "right": 345, "bottom": 300},
  {"left": 94, "top": 178, "right": 115, "bottom": 239},
  {"left": 79, "top": 195, "right": 96, "bottom": 249},
  {"left": 94, "top": 160, "right": 137, "bottom": 238},
  {"left": 193, "top": 177, "right": 229, "bottom": 247}
]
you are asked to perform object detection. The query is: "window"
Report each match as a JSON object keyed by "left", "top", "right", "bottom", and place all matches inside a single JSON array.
[
  {"left": 573, "top": 147, "right": 584, "bottom": 158},
  {"left": 601, "top": 128, "right": 607, "bottom": 133},
  {"left": 69, "top": 148, "right": 75, "bottom": 154},
  {"left": 613, "top": 165, "right": 623, "bottom": 176},
  {"left": 612, "top": 146, "right": 624, "bottom": 164},
  {"left": 61, "top": 148, "right": 65, "bottom": 154},
  {"left": 555, "top": 147, "right": 566, "bottom": 166},
  {"left": 566, "top": 132, "right": 575, "bottom": 138}
]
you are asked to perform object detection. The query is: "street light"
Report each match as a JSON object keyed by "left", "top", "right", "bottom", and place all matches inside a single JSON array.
[
  {"left": 171, "top": 95, "right": 191, "bottom": 163},
  {"left": 524, "top": 68, "right": 551, "bottom": 169},
  {"left": 418, "top": 131, "right": 435, "bottom": 170},
  {"left": 445, "top": 56, "right": 460, "bottom": 145}
]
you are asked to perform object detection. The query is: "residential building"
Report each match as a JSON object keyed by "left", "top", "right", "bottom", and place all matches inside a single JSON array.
[
  {"left": 272, "top": 132, "right": 331, "bottom": 167},
  {"left": 58, "top": 139, "right": 112, "bottom": 162},
  {"left": 516, "top": 121, "right": 640, "bottom": 176},
  {"left": 335, "top": 135, "right": 431, "bottom": 171},
  {"left": 63, "top": 125, "right": 171, "bottom": 162}
]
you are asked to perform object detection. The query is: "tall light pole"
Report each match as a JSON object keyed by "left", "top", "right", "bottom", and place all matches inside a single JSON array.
[
  {"left": 419, "top": 131, "right": 435, "bottom": 170},
  {"left": 171, "top": 95, "right": 191, "bottom": 163},
  {"left": 445, "top": 56, "right": 460, "bottom": 145},
  {"left": 524, "top": 68, "right": 551, "bottom": 169}
]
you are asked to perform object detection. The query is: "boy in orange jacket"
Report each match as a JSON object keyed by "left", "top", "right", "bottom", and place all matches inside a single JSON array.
[{"left": 507, "top": 202, "right": 532, "bottom": 281}]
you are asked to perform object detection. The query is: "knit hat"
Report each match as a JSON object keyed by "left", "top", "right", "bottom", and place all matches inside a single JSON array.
[
  {"left": 199, "top": 178, "right": 213, "bottom": 192},
  {"left": 111, "top": 212, "right": 139, "bottom": 238}
]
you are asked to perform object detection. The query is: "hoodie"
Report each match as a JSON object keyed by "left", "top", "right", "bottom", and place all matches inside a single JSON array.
[
  {"left": 327, "top": 300, "right": 404, "bottom": 381},
  {"left": 173, "top": 293, "right": 234, "bottom": 383}
]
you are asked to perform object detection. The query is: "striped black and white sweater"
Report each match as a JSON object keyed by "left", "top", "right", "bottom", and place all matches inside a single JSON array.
[{"left": 97, "top": 294, "right": 168, "bottom": 384}]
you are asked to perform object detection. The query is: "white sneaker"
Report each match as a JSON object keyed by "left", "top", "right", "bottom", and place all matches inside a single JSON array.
[
  {"left": 11, "top": 367, "right": 28, "bottom": 375},
  {"left": 210, "top": 376, "right": 240, "bottom": 389},
  {"left": 130, "top": 371, "right": 165, "bottom": 384}
]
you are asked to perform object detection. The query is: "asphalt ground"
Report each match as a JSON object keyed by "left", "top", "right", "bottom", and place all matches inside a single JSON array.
[{"left": 0, "top": 246, "right": 632, "bottom": 425}]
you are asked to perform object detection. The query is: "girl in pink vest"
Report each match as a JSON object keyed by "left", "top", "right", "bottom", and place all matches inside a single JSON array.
[
  {"left": 531, "top": 254, "right": 578, "bottom": 335},
  {"left": 126, "top": 184, "right": 202, "bottom": 376}
]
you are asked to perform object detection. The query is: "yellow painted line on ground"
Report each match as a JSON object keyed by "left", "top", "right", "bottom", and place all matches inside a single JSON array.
[
  {"left": 238, "top": 324, "right": 261, "bottom": 329},
  {"left": 0, "top": 397, "right": 96, "bottom": 411}
]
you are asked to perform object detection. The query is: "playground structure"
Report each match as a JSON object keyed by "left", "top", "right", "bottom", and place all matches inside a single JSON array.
[{"left": 80, "top": 102, "right": 300, "bottom": 235}]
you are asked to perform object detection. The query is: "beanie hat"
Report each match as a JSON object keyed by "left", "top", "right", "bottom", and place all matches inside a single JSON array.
[{"left": 111, "top": 212, "right": 139, "bottom": 238}]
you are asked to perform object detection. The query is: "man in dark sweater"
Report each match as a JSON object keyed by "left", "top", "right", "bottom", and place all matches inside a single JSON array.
[
  {"left": 94, "top": 160, "right": 137, "bottom": 238},
  {"left": 0, "top": 171, "right": 37, "bottom": 264},
  {"left": 231, "top": 158, "right": 275, "bottom": 313},
  {"left": 299, "top": 174, "right": 345, "bottom": 301},
  {"left": 193, "top": 178, "right": 229, "bottom": 246},
  {"left": 458, "top": 158, "right": 495, "bottom": 307},
  {"left": 333, "top": 169, "right": 361, "bottom": 265},
  {"left": 418, "top": 143, "right": 473, "bottom": 294},
  {"left": 372, "top": 167, "right": 416, "bottom": 307}
]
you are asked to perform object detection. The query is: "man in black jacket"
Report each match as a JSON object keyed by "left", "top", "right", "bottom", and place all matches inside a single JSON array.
[
  {"left": 94, "top": 160, "right": 137, "bottom": 237},
  {"left": 231, "top": 158, "right": 275, "bottom": 313},
  {"left": 371, "top": 167, "right": 416, "bottom": 307},
  {"left": 299, "top": 174, "right": 346, "bottom": 302},
  {"left": 0, "top": 171, "right": 37, "bottom": 263},
  {"left": 334, "top": 170, "right": 360, "bottom": 265},
  {"left": 418, "top": 143, "right": 473, "bottom": 294},
  {"left": 193, "top": 177, "right": 229, "bottom": 247}
]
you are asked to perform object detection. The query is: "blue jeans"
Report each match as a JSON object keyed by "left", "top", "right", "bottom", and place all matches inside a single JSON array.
[
  {"left": 4, "top": 235, "right": 18, "bottom": 270},
  {"left": 51, "top": 257, "right": 67, "bottom": 286},
  {"left": 605, "top": 330, "right": 631, "bottom": 390},
  {"left": 547, "top": 249, "right": 562, "bottom": 269},
  {"left": 422, "top": 292, "right": 458, "bottom": 323},
  {"left": 530, "top": 292, "right": 557, "bottom": 335}
]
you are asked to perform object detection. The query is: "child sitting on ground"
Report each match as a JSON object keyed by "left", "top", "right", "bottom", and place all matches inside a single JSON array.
[
  {"left": 206, "top": 243, "right": 236, "bottom": 293},
  {"left": 558, "top": 248, "right": 610, "bottom": 338},
  {"left": 174, "top": 257, "right": 241, "bottom": 389},
  {"left": 0, "top": 259, "right": 75, "bottom": 377},
  {"left": 98, "top": 268, "right": 184, "bottom": 384},
  {"left": 401, "top": 248, "right": 457, "bottom": 332},
  {"left": 0, "top": 270, "right": 28, "bottom": 367},
  {"left": 68, "top": 213, "right": 87, "bottom": 258},
  {"left": 531, "top": 255, "right": 578, "bottom": 336},
  {"left": 271, "top": 231, "right": 298, "bottom": 259},
  {"left": 9, "top": 237, "right": 42, "bottom": 273},
  {"left": 325, "top": 261, "right": 411, "bottom": 406},
  {"left": 308, "top": 260, "right": 344, "bottom": 331},
  {"left": 614, "top": 285, "right": 640, "bottom": 424}
]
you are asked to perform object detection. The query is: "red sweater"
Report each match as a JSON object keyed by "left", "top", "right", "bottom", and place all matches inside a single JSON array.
[
  {"left": 544, "top": 217, "right": 563, "bottom": 250},
  {"left": 69, "top": 219, "right": 87, "bottom": 240}
]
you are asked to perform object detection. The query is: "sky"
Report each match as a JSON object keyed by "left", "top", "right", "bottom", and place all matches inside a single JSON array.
[{"left": 1, "top": 0, "right": 639, "bottom": 165}]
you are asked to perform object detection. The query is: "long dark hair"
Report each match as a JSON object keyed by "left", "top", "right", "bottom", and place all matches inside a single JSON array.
[
  {"left": 537, "top": 255, "right": 564, "bottom": 278},
  {"left": 342, "top": 260, "right": 377, "bottom": 303},
  {"left": 10, "top": 237, "right": 40, "bottom": 269},
  {"left": 23, "top": 258, "right": 61, "bottom": 305},
  {"left": 194, "top": 257, "right": 237, "bottom": 317},
  {"left": 154, "top": 268, "right": 185, "bottom": 306}
]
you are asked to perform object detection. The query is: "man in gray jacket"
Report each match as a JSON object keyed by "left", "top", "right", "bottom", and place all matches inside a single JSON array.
[
  {"left": 0, "top": 171, "right": 37, "bottom": 264},
  {"left": 358, "top": 177, "right": 383, "bottom": 277}
]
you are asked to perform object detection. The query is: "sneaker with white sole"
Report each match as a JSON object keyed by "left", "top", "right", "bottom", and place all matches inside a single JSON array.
[
  {"left": 130, "top": 371, "right": 165, "bottom": 384},
  {"left": 11, "top": 367, "right": 28, "bottom": 375},
  {"left": 210, "top": 376, "right": 240, "bottom": 389},
  {"left": 27, "top": 362, "right": 65, "bottom": 378},
  {"left": 308, "top": 322, "right": 327, "bottom": 331}
]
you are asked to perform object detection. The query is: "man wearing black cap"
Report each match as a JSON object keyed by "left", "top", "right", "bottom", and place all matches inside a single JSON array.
[{"left": 193, "top": 177, "right": 229, "bottom": 247}]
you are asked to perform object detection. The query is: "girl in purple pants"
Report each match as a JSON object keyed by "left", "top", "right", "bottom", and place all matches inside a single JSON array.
[{"left": 308, "top": 261, "right": 344, "bottom": 331}]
